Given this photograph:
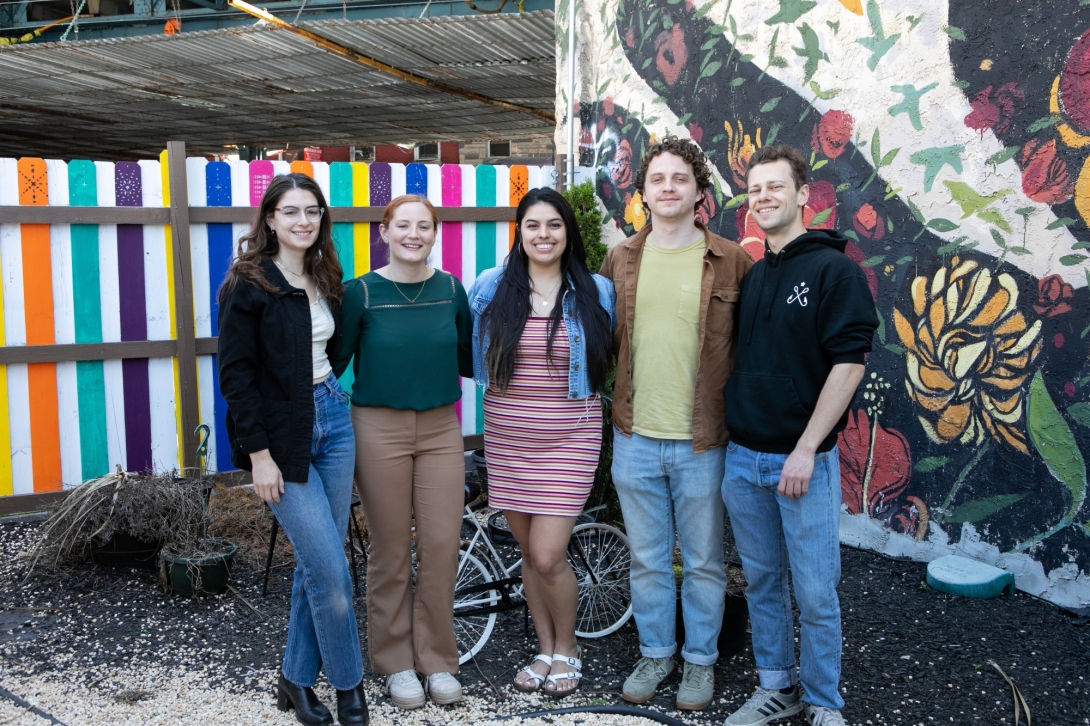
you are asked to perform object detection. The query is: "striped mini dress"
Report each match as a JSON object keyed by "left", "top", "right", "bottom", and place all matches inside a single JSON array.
[{"left": 483, "top": 317, "right": 602, "bottom": 517}]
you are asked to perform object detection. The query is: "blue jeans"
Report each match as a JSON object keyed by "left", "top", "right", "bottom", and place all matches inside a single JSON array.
[
  {"left": 611, "top": 430, "right": 727, "bottom": 666},
  {"left": 267, "top": 374, "right": 361, "bottom": 691},
  {"left": 722, "top": 442, "right": 843, "bottom": 709}
]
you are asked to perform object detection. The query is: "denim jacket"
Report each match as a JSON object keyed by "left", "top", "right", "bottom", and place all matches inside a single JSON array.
[{"left": 467, "top": 265, "right": 616, "bottom": 400}]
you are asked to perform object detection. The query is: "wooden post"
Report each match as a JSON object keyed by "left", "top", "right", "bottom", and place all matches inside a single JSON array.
[
  {"left": 554, "top": 153, "right": 566, "bottom": 193},
  {"left": 166, "top": 141, "right": 200, "bottom": 471}
]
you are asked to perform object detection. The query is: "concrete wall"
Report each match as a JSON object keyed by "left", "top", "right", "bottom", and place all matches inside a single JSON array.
[{"left": 561, "top": 0, "right": 1090, "bottom": 611}]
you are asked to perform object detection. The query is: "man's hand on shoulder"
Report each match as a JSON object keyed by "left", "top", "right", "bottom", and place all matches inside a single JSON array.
[{"left": 778, "top": 445, "right": 815, "bottom": 498}]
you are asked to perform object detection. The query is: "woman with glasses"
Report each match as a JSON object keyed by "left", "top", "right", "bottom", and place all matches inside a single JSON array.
[
  {"left": 218, "top": 173, "right": 367, "bottom": 726},
  {"left": 467, "top": 188, "right": 615, "bottom": 697},
  {"left": 332, "top": 194, "right": 472, "bottom": 710}
]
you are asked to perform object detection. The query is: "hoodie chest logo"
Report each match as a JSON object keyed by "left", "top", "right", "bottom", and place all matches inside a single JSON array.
[{"left": 787, "top": 282, "right": 809, "bottom": 307}]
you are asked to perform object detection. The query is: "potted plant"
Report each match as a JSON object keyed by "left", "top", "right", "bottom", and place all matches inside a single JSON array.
[{"left": 27, "top": 467, "right": 237, "bottom": 597}]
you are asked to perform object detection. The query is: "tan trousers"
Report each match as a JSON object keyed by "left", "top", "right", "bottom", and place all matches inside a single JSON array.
[{"left": 352, "top": 404, "right": 464, "bottom": 676}]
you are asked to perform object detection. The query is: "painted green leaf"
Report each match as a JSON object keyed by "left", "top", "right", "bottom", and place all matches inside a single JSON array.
[
  {"left": 765, "top": 123, "right": 783, "bottom": 146},
  {"left": 702, "top": 37, "right": 721, "bottom": 50},
  {"left": 946, "top": 494, "right": 1027, "bottom": 524},
  {"left": 1061, "top": 254, "right": 1089, "bottom": 266},
  {"left": 985, "top": 146, "right": 1019, "bottom": 167},
  {"left": 699, "top": 61, "right": 723, "bottom": 79},
  {"left": 812, "top": 159, "right": 828, "bottom": 171},
  {"left": 1026, "top": 116, "right": 1062, "bottom": 134},
  {"left": 1068, "top": 403, "right": 1090, "bottom": 428},
  {"left": 724, "top": 193, "right": 749, "bottom": 210},
  {"left": 896, "top": 255, "right": 914, "bottom": 265},
  {"left": 944, "top": 25, "right": 966, "bottom": 41},
  {"left": 1028, "top": 371, "right": 1087, "bottom": 514},
  {"left": 884, "top": 344, "right": 906, "bottom": 354},
  {"left": 990, "top": 228, "right": 1007, "bottom": 249},
  {"left": 761, "top": 97, "right": 784, "bottom": 112},
  {"left": 810, "top": 207, "right": 833, "bottom": 226},
  {"left": 926, "top": 218, "right": 959, "bottom": 232},
  {"left": 861, "top": 255, "right": 885, "bottom": 267},
  {"left": 915, "top": 456, "right": 950, "bottom": 473},
  {"left": 765, "top": 0, "right": 817, "bottom": 25},
  {"left": 977, "top": 208, "right": 1012, "bottom": 234},
  {"left": 1046, "top": 217, "right": 1077, "bottom": 230},
  {"left": 730, "top": 76, "right": 746, "bottom": 87},
  {"left": 836, "top": 183, "right": 852, "bottom": 192}
]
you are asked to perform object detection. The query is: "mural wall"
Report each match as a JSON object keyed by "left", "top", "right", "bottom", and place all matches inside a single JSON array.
[{"left": 558, "top": 0, "right": 1090, "bottom": 611}]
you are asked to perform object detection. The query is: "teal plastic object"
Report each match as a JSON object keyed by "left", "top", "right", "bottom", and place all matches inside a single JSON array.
[{"left": 926, "top": 555, "right": 1016, "bottom": 598}]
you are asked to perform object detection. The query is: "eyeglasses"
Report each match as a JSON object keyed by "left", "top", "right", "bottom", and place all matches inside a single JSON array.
[{"left": 275, "top": 206, "right": 324, "bottom": 222}]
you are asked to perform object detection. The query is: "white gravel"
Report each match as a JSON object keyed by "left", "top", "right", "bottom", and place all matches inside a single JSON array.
[{"left": 0, "top": 666, "right": 673, "bottom": 725}]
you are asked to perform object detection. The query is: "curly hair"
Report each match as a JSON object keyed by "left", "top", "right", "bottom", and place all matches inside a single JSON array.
[
  {"left": 745, "top": 144, "right": 809, "bottom": 190},
  {"left": 634, "top": 135, "right": 714, "bottom": 212}
]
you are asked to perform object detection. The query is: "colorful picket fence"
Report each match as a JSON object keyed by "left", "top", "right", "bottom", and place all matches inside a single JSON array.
[{"left": 0, "top": 154, "right": 556, "bottom": 496}]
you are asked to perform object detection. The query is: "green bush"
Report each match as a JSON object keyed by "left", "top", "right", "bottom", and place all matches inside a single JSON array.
[{"left": 563, "top": 180, "right": 607, "bottom": 274}]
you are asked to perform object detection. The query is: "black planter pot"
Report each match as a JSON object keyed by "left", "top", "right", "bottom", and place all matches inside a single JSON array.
[
  {"left": 91, "top": 532, "right": 164, "bottom": 570},
  {"left": 675, "top": 587, "right": 749, "bottom": 660},
  {"left": 160, "top": 538, "right": 238, "bottom": 597}
]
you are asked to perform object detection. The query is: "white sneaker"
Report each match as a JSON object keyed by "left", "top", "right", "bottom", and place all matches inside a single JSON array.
[
  {"left": 385, "top": 669, "right": 425, "bottom": 710},
  {"left": 804, "top": 704, "right": 847, "bottom": 725},
  {"left": 425, "top": 671, "right": 464, "bottom": 705}
]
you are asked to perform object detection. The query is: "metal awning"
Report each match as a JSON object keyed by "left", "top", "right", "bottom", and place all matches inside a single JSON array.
[{"left": 0, "top": 10, "right": 556, "bottom": 159}]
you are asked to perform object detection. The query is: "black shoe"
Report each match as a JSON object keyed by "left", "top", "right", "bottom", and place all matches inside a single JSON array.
[
  {"left": 276, "top": 673, "right": 333, "bottom": 726},
  {"left": 336, "top": 681, "right": 369, "bottom": 726}
]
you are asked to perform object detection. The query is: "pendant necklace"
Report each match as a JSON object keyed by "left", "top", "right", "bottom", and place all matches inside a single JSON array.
[
  {"left": 273, "top": 257, "right": 305, "bottom": 278},
  {"left": 392, "top": 278, "right": 426, "bottom": 304}
]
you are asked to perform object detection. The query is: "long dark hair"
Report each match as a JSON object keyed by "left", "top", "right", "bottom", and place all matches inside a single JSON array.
[
  {"left": 219, "top": 173, "right": 344, "bottom": 307},
  {"left": 481, "top": 187, "right": 612, "bottom": 394}
]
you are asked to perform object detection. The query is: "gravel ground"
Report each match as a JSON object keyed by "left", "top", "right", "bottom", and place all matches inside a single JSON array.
[{"left": 0, "top": 516, "right": 1087, "bottom": 726}]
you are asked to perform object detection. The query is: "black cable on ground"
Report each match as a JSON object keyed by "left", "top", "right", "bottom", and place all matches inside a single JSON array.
[
  {"left": 0, "top": 683, "right": 67, "bottom": 725},
  {"left": 499, "top": 704, "right": 690, "bottom": 725}
]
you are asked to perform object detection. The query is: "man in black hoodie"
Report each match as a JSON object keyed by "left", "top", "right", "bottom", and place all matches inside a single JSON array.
[{"left": 721, "top": 145, "right": 877, "bottom": 726}]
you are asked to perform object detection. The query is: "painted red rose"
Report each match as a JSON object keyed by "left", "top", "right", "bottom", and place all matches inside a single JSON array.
[
  {"left": 843, "top": 241, "right": 878, "bottom": 301},
  {"left": 811, "top": 110, "right": 854, "bottom": 160},
  {"left": 624, "top": 27, "right": 636, "bottom": 49},
  {"left": 688, "top": 123, "right": 704, "bottom": 144},
  {"left": 602, "top": 97, "right": 615, "bottom": 117},
  {"left": 964, "top": 82, "right": 1024, "bottom": 136},
  {"left": 838, "top": 409, "right": 912, "bottom": 518},
  {"left": 852, "top": 203, "right": 885, "bottom": 241},
  {"left": 803, "top": 180, "right": 837, "bottom": 230},
  {"left": 655, "top": 25, "right": 688, "bottom": 86},
  {"left": 1020, "top": 138, "right": 1073, "bottom": 205},
  {"left": 1060, "top": 28, "right": 1090, "bottom": 132},
  {"left": 610, "top": 139, "right": 634, "bottom": 190},
  {"left": 1033, "top": 273, "right": 1074, "bottom": 317},
  {"left": 695, "top": 191, "right": 715, "bottom": 227}
]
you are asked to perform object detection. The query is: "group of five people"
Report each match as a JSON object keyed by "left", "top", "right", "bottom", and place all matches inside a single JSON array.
[{"left": 217, "top": 138, "right": 878, "bottom": 726}]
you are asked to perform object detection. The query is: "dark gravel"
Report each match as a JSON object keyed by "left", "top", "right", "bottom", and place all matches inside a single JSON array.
[{"left": 1, "top": 517, "right": 1087, "bottom": 725}]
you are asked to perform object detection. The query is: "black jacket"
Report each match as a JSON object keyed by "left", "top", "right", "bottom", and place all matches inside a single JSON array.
[
  {"left": 217, "top": 258, "right": 342, "bottom": 482},
  {"left": 725, "top": 230, "right": 878, "bottom": 454}
]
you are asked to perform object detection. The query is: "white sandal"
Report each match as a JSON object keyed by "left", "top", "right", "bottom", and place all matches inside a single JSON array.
[
  {"left": 544, "top": 647, "right": 582, "bottom": 698},
  {"left": 513, "top": 654, "right": 553, "bottom": 692}
]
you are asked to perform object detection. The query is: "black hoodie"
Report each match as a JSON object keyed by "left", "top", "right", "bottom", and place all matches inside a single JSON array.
[{"left": 724, "top": 229, "right": 878, "bottom": 454}]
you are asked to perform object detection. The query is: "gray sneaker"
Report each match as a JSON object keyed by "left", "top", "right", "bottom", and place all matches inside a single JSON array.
[
  {"left": 724, "top": 686, "right": 803, "bottom": 725},
  {"left": 621, "top": 657, "right": 674, "bottom": 703},
  {"left": 804, "top": 704, "right": 847, "bottom": 725},
  {"left": 676, "top": 662, "right": 714, "bottom": 710}
]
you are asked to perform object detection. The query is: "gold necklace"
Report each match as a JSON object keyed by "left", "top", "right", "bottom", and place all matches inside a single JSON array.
[
  {"left": 531, "top": 281, "right": 561, "bottom": 311},
  {"left": 391, "top": 278, "right": 426, "bottom": 304},
  {"left": 273, "top": 257, "right": 305, "bottom": 277}
]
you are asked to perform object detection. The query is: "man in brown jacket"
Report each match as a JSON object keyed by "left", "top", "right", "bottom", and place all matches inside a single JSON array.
[{"left": 600, "top": 136, "right": 753, "bottom": 710}]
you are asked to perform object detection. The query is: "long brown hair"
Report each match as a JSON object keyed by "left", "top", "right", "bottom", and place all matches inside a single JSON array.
[{"left": 218, "top": 173, "right": 345, "bottom": 307}]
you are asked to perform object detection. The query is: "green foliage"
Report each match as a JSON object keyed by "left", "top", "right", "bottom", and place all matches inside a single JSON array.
[{"left": 563, "top": 180, "right": 607, "bottom": 274}]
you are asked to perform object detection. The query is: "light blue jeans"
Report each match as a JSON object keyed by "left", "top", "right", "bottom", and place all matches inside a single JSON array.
[
  {"left": 267, "top": 374, "right": 362, "bottom": 691},
  {"left": 722, "top": 441, "right": 844, "bottom": 710},
  {"left": 611, "top": 429, "right": 727, "bottom": 666}
]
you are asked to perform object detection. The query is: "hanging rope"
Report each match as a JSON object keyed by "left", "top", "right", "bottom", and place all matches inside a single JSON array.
[{"left": 59, "top": 0, "right": 86, "bottom": 41}]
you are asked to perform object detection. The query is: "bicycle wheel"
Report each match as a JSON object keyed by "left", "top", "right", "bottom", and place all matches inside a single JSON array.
[
  {"left": 569, "top": 522, "right": 633, "bottom": 638},
  {"left": 454, "top": 551, "right": 499, "bottom": 665}
]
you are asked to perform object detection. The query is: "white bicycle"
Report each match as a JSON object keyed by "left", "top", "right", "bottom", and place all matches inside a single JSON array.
[{"left": 452, "top": 503, "right": 633, "bottom": 664}]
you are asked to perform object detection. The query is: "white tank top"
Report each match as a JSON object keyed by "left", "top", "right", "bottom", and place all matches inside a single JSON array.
[{"left": 311, "top": 297, "right": 334, "bottom": 381}]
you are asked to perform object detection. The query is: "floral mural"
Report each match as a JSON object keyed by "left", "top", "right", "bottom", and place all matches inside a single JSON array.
[{"left": 559, "top": 0, "right": 1090, "bottom": 610}]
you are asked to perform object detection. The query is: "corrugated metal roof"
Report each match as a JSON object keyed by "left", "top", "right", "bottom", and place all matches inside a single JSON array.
[{"left": 0, "top": 10, "right": 556, "bottom": 159}]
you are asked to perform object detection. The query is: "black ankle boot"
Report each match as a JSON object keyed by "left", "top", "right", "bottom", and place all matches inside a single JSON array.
[
  {"left": 336, "top": 681, "right": 369, "bottom": 726},
  {"left": 276, "top": 673, "right": 333, "bottom": 726}
]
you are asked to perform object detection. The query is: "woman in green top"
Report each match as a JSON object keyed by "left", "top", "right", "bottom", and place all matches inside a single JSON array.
[{"left": 332, "top": 194, "right": 472, "bottom": 711}]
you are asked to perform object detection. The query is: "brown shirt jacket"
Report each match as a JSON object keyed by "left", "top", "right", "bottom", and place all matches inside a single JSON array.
[{"left": 600, "top": 222, "right": 754, "bottom": 453}]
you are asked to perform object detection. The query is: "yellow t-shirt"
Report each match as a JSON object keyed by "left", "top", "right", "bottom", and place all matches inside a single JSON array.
[{"left": 631, "top": 236, "right": 705, "bottom": 439}]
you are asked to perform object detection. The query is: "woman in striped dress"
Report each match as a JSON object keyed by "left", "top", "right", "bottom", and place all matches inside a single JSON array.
[{"left": 467, "top": 188, "right": 615, "bottom": 697}]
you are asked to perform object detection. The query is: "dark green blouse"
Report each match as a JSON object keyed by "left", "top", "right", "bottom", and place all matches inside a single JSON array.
[{"left": 332, "top": 270, "right": 473, "bottom": 411}]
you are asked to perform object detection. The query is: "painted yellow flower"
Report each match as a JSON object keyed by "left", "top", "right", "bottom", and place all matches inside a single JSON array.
[
  {"left": 624, "top": 191, "right": 647, "bottom": 231},
  {"left": 893, "top": 258, "right": 1043, "bottom": 454},
  {"left": 724, "top": 120, "right": 761, "bottom": 188}
]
